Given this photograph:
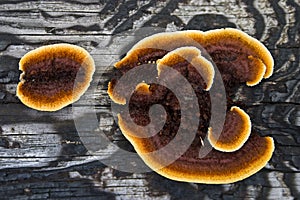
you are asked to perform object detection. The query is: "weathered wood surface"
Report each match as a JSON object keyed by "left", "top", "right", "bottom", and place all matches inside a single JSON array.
[{"left": 0, "top": 0, "right": 299, "bottom": 199}]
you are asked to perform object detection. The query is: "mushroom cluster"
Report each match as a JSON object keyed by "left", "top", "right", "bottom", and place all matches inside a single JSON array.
[
  {"left": 108, "top": 28, "right": 275, "bottom": 184},
  {"left": 17, "top": 43, "right": 95, "bottom": 111}
]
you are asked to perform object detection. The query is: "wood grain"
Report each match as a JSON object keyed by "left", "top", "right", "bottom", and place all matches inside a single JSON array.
[{"left": 0, "top": 0, "right": 299, "bottom": 199}]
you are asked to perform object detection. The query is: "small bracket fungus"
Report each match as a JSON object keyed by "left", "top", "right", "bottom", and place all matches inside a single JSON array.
[
  {"left": 208, "top": 106, "right": 251, "bottom": 152},
  {"left": 17, "top": 43, "right": 95, "bottom": 111},
  {"left": 157, "top": 47, "right": 215, "bottom": 91},
  {"left": 194, "top": 28, "right": 274, "bottom": 80},
  {"left": 185, "top": 28, "right": 273, "bottom": 86},
  {"left": 108, "top": 28, "right": 275, "bottom": 184},
  {"left": 155, "top": 133, "right": 274, "bottom": 184}
]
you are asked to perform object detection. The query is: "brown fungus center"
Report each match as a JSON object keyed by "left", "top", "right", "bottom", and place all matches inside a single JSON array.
[{"left": 22, "top": 57, "right": 82, "bottom": 96}]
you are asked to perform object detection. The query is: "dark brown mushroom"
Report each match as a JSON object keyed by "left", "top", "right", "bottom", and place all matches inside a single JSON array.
[
  {"left": 185, "top": 28, "right": 273, "bottom": 86},
  {"left": 155, "top": 133, "right": 274, "bottom": 184},
  {"left": 109, "top": 28, "right": 273, "bottom": 102},
  {"left": 109, "top": 28, "right": 275, "bottom": 184},
  {"left": 198, "top": 28, "right": 273, "bottom": 79},
  {"left": 17, "top": 43, "right": 95, "bottom": 111},
  {"left": 208, "top": 106, "right": 251, "bottom": 152},
  {"left": 118, "top": 111, "right": 274, "bottom": 184}
]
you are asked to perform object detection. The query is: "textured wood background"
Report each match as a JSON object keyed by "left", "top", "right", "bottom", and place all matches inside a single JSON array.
[{"left": 0, "top": 0, "right": 299, "bottom": 199}]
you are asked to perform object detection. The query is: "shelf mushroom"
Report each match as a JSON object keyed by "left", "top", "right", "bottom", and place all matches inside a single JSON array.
[
  {"left": 108, "top": 28, "right": 275, "bottom": 184},
  {"left": 184, "top": 29, "right": 273, "bottom": 88},
  {"left": 119, "top": 107, "right": 274, "bottom": 183},
  {"left": 192, "top": 28, "right": 274, "bottom": 80},
  {"left": 208, "top": 106, "right": 252, "bottom": 152},
  {"left": 17, "top": 43, "right": 95, "bottom": 111},
  {"left": 156, "top": 47, "right": 215, "bottom": 91},
  {"left": 109, "top": 28, "right": 273, "bottom": 98}
]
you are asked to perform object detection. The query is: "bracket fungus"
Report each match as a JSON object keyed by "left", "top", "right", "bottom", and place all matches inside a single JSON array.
[
  {"left": 108, "top": 28, "right": 275, "bottom": 184},
  {"left": 208, "top": 106, "right": 251, "bottom": 152},
  {"left": 157, "top": 47, "right": 215, "bottom": 91},
  {"left": 17, "top": 43, "right": 95, "bottom": 111}
]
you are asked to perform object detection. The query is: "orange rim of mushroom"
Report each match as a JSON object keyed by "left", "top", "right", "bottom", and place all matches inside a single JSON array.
[
  {"left": 17, "top": 43, "right": 95, "bottom": 111},
  {"left": 108, "top": 28, "right": 275, "bottom": 184}
]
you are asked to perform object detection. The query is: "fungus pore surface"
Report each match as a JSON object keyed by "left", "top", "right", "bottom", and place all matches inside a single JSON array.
[
  {"left": 17, "top": 43, "right": 95, "bottom": 111},
  {"left": 108, "top": 28, "right": 274, "bottom": 184}
]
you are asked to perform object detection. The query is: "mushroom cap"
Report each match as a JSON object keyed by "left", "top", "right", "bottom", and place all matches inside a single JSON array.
[
  {"left": 208, "top": 106, "right": 252, "bottom": 152},
  {"left": 155, "top": 134, "right": 274, "bottom": 184},
  {"left": 185, "top": 29, "right": 272, "bottom": 85},
  {"left": 17, "top": 43, "right": 95, "bottom": 111},
  {"left": 198, "top": 28, "right": 273, "bottom": 79},
  {"left": 109, "top": 28, "right": 273, "bottom": 103},
  {"left": 245, "top": 55, "right": 267, "bottom": 86},
  {"left": 118, "top": 113, "right": 274, "bottom": 184},
  {"left": 157, "top": 47, "right": 215, "bottom": 91},
  {"left": 114, "top": 31, "right": 199, "bottom": 70}
]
